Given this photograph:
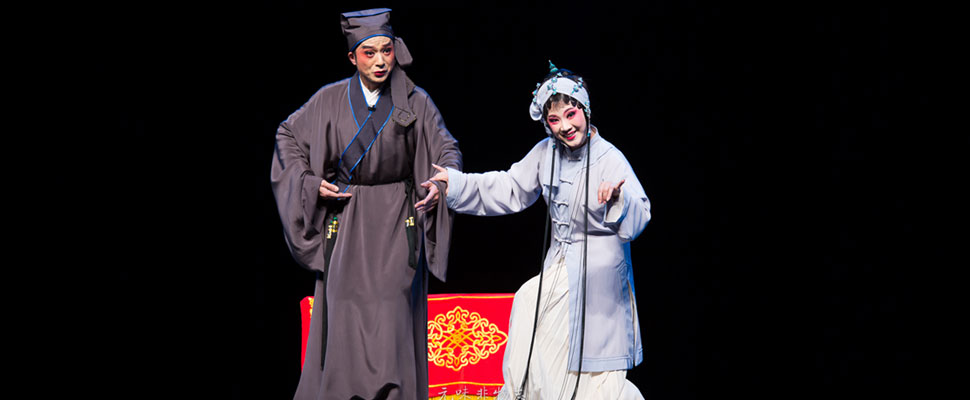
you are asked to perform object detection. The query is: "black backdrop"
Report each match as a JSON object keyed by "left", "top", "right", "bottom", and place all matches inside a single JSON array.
[{"left": 94, "top": 1, "right": 936, "bottom": 398}]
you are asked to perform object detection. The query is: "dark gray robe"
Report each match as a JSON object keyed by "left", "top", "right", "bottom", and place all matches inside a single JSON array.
[{"left": 271, "top": 70, "right": 461, "bottom": 400}]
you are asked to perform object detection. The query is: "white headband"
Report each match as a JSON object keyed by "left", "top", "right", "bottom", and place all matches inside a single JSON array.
[{"left": 529, "top": 73, "right": 591, "bottom": 122}]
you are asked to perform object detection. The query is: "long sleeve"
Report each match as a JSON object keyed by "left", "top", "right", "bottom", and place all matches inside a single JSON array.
[
  {"left": 411, "top": 88, "right": 462, "bottom": 281},
  {"left": 270, "top": 99, "right": 329, "bottom": 271},
  {"left": 445, "top": 139, "right": 548, "bottom": 216}
]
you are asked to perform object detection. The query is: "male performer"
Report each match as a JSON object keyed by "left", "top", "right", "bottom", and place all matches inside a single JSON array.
[{"left": 271, "top": 8, "right": 461, "bottom": 400}]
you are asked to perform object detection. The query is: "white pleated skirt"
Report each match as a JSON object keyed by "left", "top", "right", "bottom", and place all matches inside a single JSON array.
[{"left": 496, "top": 257, "right": 644, "bottom": 400}]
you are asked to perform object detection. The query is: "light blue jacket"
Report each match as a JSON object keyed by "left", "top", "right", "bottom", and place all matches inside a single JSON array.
[{"left": 445, "top": 132, "right": 651, "bottom": 371}]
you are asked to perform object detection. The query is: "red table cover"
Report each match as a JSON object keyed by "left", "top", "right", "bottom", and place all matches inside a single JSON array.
[{"left": 301, "top": 293, "right": 514, "bottom": 399}]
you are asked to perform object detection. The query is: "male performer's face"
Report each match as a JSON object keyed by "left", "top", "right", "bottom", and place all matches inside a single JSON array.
[
  {"left": 546, "top": 101, "right": 589, "bottom": 149},
  {"left": 348, "top": 36, "right": 395, "bottom": 91}
]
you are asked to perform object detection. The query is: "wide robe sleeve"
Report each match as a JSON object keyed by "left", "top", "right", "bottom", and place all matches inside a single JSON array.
[
  {"left": 411, "top": 88, "right": 462, "bottom": 282},
  {"left": 270, "top": 91, "right": 332, "bottom": 271},
  {"left": 444, "top": 139, "right": 547, "bottom": 216}
]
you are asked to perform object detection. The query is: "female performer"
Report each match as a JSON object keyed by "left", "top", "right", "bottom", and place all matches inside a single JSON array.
[{"left": 425, "top": 64, "right": 651, "bottom": 399}]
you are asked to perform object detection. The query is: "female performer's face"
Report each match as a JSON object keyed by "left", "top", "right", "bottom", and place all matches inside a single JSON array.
[
  {"left": 546, "top": 101, "right": 589, "bottom": 149},
  {"left": 348, "top": 36, "right": 395, "bottom": 91}
]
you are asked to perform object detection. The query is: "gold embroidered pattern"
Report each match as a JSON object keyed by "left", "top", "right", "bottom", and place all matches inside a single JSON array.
[
  {"left": 427, "top": 306, "right": 508, "bottom": 371},
  {"left": 308, "top": 297, "right": 314, "bottom": 317}
]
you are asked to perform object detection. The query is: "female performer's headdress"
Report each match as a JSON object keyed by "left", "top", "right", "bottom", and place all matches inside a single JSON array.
[{"left": 529, "top": 61, "right": 591, "bottom": 122}]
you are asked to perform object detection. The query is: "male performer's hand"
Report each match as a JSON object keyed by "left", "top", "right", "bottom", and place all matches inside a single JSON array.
[
  {"left": 416, "top": 164, "right": 448, "bottom": 212},
  {"left": 319, "top": 180, "right": 353, "bottom": 200},
  {"left": 598, "top": 179, "right": 625, "bottom": 204}
]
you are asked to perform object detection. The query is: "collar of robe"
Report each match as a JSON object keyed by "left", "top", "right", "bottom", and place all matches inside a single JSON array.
[
  {"left": 332, "top": 72, "right": 396, "bottom": 193},
  {"left": 332, "top": 69, "right": 417, "bottom": 193}
]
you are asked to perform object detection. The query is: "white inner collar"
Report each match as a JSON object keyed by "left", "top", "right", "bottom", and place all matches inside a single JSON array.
[{"left": 360, "top": 77, "right": 381, "bottom": 107}]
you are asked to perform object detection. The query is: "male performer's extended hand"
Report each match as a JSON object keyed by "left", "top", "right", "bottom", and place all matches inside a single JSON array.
[
  {"left": 416, "top": 164, "right": 448, "bottom": 212},
  {"left": 319, "top": 180, "right": 353, "bottom": 200}
]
